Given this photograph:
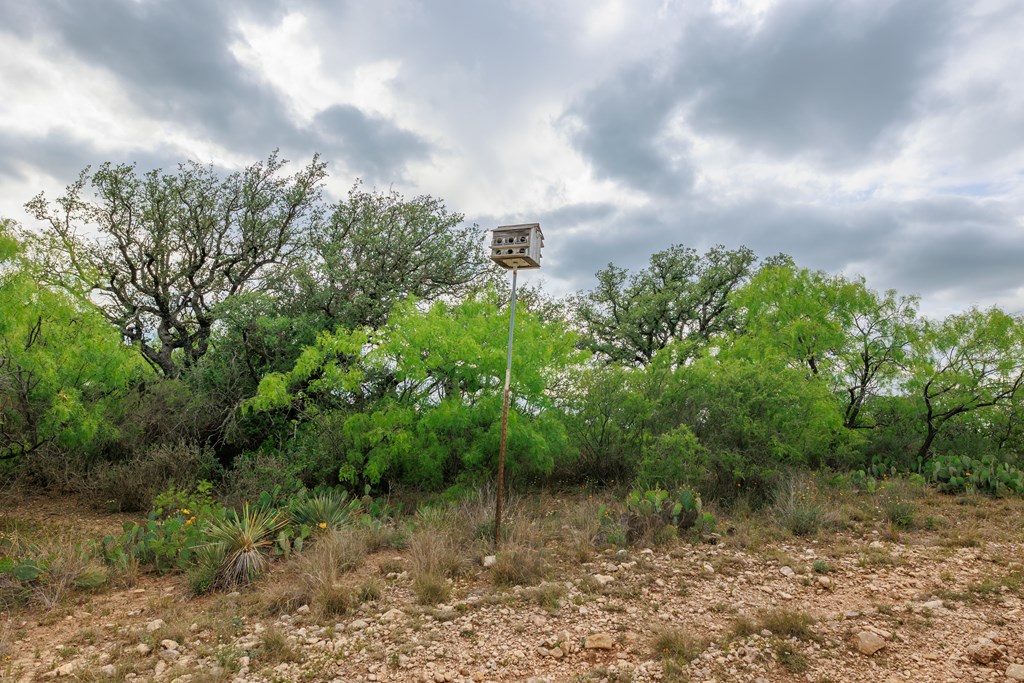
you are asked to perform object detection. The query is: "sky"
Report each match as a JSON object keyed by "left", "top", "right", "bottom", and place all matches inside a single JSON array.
[{"left": 1, "top": 0, "right": 1022, "bottom": 317}]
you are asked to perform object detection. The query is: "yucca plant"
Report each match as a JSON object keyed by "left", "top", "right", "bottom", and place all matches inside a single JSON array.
[
  {"left": 289, "top": 490, "right": 361, "bottom": 530},
  {"left": 204, "top": 505, "right": 287, "bottom": 588}
]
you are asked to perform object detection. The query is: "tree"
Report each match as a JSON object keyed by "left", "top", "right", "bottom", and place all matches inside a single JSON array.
[
  {"left": 733, "top": 265, "right": 918, "bottom": 429},
  {"left": 908, "top": 307, "right": 1024, "bottom": 461},
  {"left": 576, "top": 244, "right": 761, "bottom": 365},
  {"left": 292, "top": 182, "right": 489, "bottom": 331},
  {"left": 0, "top": 220, "right": 143, "bottom": 461},
  {"left": 26, "top": 152, "right": 327, "bottom": 378}
]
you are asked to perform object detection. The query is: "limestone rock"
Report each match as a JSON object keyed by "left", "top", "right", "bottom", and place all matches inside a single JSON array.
[
  {"left": 592, "top": 574, "right": 615, "bottom": 587},
  {"left": 584, "top": 633, "right": 615, "bottom": 650},
  {"left": 483, "top": 555, "right": 497, "bottom": 568},
  {"left": 852, "top": 631, "right": 886, "bottom": 656},
  {"left": 1005, "top": 663, "right": 1024, "bottom": 681},
  {"left": 380, "top": 608, "right": 406, "bottom": 623},
  {"left": 146, "top": 619, "right": 166, "bottom": 632},
  {"left": 966, "top": 638, "right": 1003, "bottom": 665}
]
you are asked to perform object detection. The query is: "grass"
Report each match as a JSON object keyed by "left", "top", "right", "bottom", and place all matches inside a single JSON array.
[
  {"left": 728, "top": 608, "right": 816, "bottom": 641},
  {"left": 775, "top": 641, "right": 809, "bottom": 673},
  {"left": 772, "top": 473, "right": 834, "bottom": 537},
  {"left": 490, "top": 543, "right": 547, "bottom": 586},
  {"left": 258, "top": 627, "right": 303, "bottom": 665},
  {"left": 651, "top": 627, "right": 708, "bottom": 662},
  {"left": 412, "top": 572, "right": 450, "bottom": 605}
]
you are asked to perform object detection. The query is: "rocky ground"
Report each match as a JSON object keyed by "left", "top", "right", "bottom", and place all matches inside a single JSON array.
[{"left": 2, "top": 492, "right": 1024, "bottom": 683}]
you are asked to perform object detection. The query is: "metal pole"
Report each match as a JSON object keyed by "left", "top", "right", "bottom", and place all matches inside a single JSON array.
[{"left": 494, "top": 267, "right": 518, "bottom": 548}]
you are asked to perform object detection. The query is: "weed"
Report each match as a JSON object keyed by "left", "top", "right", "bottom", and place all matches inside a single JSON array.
[{"left": 812, "top": 559, "right": 832, "bottom": 574}]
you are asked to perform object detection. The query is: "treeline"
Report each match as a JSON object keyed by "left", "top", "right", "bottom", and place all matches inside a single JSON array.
[{"left": 1, "top": 152, "right": 1022, "bottom": 508}]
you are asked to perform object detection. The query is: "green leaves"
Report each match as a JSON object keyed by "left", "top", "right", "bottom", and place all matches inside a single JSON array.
[
  {"left": 247, "top": 288, "right": 585, "bottom": 488},
  {"left": 1, "top": 220, "right": 144, "bottom": 461}
]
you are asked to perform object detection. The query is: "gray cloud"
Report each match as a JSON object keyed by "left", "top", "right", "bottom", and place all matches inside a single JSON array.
[
  {"left": 564, "top": 0, "right": 955, "bottom": 183},
  {"left": 1, "top": 0, "right": 1022, "bottom": 317},
  {"left": 312, "top": 105, "right": 431, "bottom": 182},
  {"left": 0, "top": 0, "right": 431, "bottom": 184}
]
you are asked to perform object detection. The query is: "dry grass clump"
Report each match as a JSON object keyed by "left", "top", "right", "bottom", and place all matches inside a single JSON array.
[
  {"left": 412, "top": 572, "right": 451, "bottom": 605},
  {"left": 651, "top": 626, "right": 709, "bottom": 662},
  {"left": 727, "top": 608, "right": 816, "bottom": 641},
  {"left": 771, "top": 473, "right": 837, "bottom": 537},
  {"left": 559, "top": 497, "right": 603, "bottom": 563},
  {"left": 490, "top": 543, "right": 547, "bottom": 587},
  {"left": 257, "top": 626, "right": 303, "bottom": 665},
  {"left": 297, "top": 527, "right": 370, "bottom": 617}
]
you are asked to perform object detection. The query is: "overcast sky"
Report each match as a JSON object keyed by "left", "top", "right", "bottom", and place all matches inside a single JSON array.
[{"left": 1, "top": 0, "right": 1022, "bottom": 317}]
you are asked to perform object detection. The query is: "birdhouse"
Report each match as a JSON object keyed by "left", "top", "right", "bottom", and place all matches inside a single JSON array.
[{"left": 489, "top": 223, "right": 543, "bottom": 269}]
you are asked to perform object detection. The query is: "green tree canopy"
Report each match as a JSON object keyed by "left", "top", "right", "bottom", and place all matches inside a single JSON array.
[
  {"left": 246, "top": 289, "right": 586, "bottom": 488},
  {"left": 576, "top": 244, "right": 769, "bottom": 365},
  {"left": 1, "top": 220, "right": 144, "bottom": 461},
  {"left": 25, "top": 152, "right": 327, "bottom": 378}
]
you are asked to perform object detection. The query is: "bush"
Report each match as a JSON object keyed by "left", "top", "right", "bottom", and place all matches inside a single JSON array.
[
  {"left": 88, "top": 441, "right": 221, "bottom": 512},
  {"left": 634, "top": 425, "right": 705, "bottom": 491},
  {"left": 204, "top": 505, "right": 287, "bottom": 589}
]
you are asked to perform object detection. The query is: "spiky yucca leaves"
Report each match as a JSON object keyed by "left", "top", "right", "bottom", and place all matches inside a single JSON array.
[
  {"left": 205, "top": 505, "right": 287, "bottom": 588},
  {"left": 289, "top": 490, "right": 361, "bottom": 530}
]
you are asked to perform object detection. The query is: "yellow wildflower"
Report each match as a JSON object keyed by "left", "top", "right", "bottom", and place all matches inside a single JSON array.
[{"left": 319, "top": 522, "right": 328, "bottom": 529}]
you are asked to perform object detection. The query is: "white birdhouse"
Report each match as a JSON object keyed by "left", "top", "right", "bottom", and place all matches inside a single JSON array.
[{"left": 489, "top": 223, "right": 543, "bottom": 269}]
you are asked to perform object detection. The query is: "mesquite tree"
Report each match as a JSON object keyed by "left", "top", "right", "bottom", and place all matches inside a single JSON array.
[{"left": 26, "top": 152, "right": 327, "bottom": 378}]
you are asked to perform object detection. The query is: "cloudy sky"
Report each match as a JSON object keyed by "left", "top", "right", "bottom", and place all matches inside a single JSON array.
[{"left": 1, "top": 0, "right": 1022, "bottom": 316}]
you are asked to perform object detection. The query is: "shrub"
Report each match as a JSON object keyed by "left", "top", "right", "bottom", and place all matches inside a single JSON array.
[
  {"left": 204, "top": 505, "right": 287, "bottom": 589},
  {"left": 634, "top": 425, "right": 705, "bottom": 490},
  {"left": 88, "top": 440, "right": 221, "bottom": 512},
  {"left": 289, "top": 489, "right": 361, "bottom": 530}
]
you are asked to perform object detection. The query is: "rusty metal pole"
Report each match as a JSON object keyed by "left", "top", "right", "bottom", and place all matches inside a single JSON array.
[{"left": 494, "top": 267, "right": 518, "bottom": 548}]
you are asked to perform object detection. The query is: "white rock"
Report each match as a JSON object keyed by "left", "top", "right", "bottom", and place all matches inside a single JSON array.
[
  {"left": 780, "top": 566, "right": 795, "bottom": 578},
  {"left": 349, "top": 619, "right": 368, "bottom": 631},
  {"left": 584, "top": 633, "right": 615, "bottom": 650},
  {"left": 922, "top": 599, "right": 944, "bottom": 610},
  {"left": 160, "top": 639, "right": 179, "bottom": 650},
  {"left": 296, "top": 604, "right": 311, "bottom": 615},
  {"left": 483, "top": 555, "right": 497, "bottom": 568},
  {"left": 136, "top": 643, "right": 152, "bottom": 655},
  {"left": 146, "top": 619, "right": 166, "bottom": 632},
  {"left": 380, "top": 608, "right": 406, "bottom": 623},
  {"left": 852, "top": 631, "right": 886, "bottom": 656},
  {"left": 1006, "top": 663, "right": 1024, "bottom": 681},
  {"left": 592, "top": 574, "right": 615, "bottom": 587}
]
